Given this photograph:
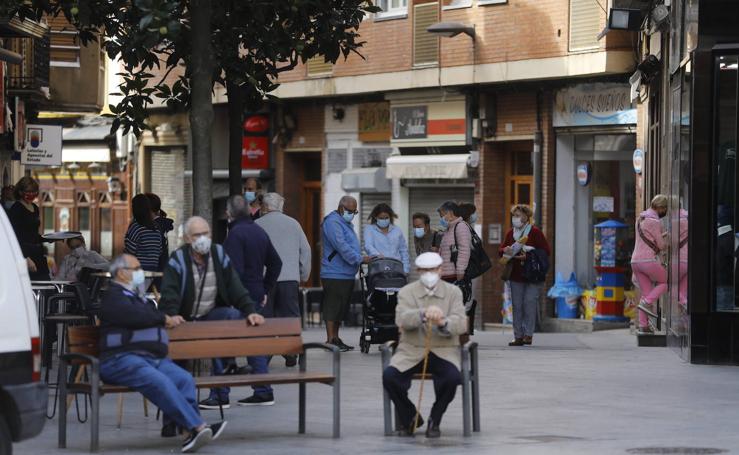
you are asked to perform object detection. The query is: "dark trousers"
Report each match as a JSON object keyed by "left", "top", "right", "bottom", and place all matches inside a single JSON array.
[
  {"left": 382, "top": 353, "right": 461, "bottom": 427},
  {"left": 269, "top": 281, "right": 301, "bottom": 318}
]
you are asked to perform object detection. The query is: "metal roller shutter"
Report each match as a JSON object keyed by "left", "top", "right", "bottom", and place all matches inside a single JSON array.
[
  {"left": 408, "top": 186, "right": 475, "bottom": 276},
  {"left": 359, "top": 192, "right": 392, "bottom": 251}
]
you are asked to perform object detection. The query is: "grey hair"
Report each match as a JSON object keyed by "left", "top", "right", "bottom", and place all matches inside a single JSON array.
[
  {"left": 184, "top": 216, "right": 209, "bottom": 236},
  {"left": 226, "top": 194, "right": 251, "bottom": 219},
  {"left": 108, "top": 254, "right": 129, "bottom": 278},
  {"left": 262, "top": 192, "right": 285, "bottom": 212},
  {"left": 338, "top": 195, "right": 356, "bottom": 209}
]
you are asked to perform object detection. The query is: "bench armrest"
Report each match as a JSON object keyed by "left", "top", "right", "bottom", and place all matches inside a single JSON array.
[
  {"left": 380, "top": 341, "right": 398, "bottom": 369},
  {"left": 463, "top": 341, "right": 478, "bottom": 353},
  {"left": 300, "top": 343, "right": 340, "bottom": 379},
  {"left": 60, "top": 352, "right": 100, "bottom": 369}
]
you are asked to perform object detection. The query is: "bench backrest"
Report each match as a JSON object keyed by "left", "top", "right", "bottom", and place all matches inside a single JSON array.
[{"left": 67, "top": 318, "right": 304, "bottom": 360}]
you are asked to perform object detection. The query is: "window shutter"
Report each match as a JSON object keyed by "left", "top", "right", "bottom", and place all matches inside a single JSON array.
[
  {"left": 413, "top": 2, "right": 439, "bottom": 66},
  {"left": 306, "top": 56, "right": 333, "bottom": 76},
  {"left": 569, "top": 0, "right": 602, "bottom": 52},
  {"left": 47, "top": 14, "right": 81, "bottom": 64}
]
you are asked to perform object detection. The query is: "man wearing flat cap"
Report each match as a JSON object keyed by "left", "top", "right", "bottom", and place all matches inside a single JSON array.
[{"left": 382, "top": 252, "right": 468, "bottom": 438}]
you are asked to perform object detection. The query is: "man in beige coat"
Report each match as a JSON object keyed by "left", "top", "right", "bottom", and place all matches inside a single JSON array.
[{"left": 382, "top": 252, "right": 468, "bottom": 438}]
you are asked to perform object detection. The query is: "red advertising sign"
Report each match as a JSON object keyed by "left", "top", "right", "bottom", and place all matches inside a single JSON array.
[
  {"left": 243, "top": 115, "right": 269, "bottom": 134},
  {"left": 242, "top": 136, "right": 269, "bottom": 169}
]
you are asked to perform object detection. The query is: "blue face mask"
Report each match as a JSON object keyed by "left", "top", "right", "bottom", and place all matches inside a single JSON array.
[
  {"left": 414, "top": 227, "right": 426, "bottom": 239},
  {"left": 342, "top": 211, "right": 355, "bottom": 223},
  {"left": 131, "top": 269, "right": 145, "bottom": 287},
  {"left": 439, "top": 217, "right": 449, "bottom": 229},
  {"left": 469, "top": 213, "right": 478, "bottom": 224},
  {"left": 244, "top": 191, "right": 257, "bottom": 203},
  {"left": 376, "top": 218, "right": 391, "bottom": 229}
]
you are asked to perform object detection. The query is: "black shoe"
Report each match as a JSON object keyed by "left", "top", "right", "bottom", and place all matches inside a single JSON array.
[
  {"left": 161, "top": 421, "right": 178, "bottom": 438},
  {"left": 237, "top": 393, "right": 275, "bottom": 406},
  {"left": 330, "top": 338, "right": 354, "bottom": 352},
  {"left": 425, "top": 417, "right": 441, "bottom": 439},
  {"left": 223, "top": 364, "right": 253, "bottom": 375},
  {"left": 198, "top": 397, "right": 230, "bottom": 410},
  {"left": 508, "top": 338, "right": 525, "bottom": 346},
  {"left": 181, "top": 426, "right": 212, "bottom": 453},
  {"left": 209, "top": 421, "right": 227, "bottom": 440},
  {"left": 396, "top": 415, "right": 424, "bottom": 436},
  {"left": 284, "top": 355, "right": 298, "bottom": 367}
]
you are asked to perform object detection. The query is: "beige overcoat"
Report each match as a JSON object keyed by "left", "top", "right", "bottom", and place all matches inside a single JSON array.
[{"left": 389, "top": 280, "right": 468, "bottom": 372}]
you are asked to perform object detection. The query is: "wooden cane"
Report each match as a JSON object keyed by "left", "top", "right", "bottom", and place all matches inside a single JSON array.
[{"left": 412, "top": 320, "right": 433, "bottom": 434}]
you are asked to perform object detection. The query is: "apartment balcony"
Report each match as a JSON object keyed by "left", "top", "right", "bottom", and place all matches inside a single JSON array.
[{"left": 6, "top": 34, "right": 50, "bottom": 101}]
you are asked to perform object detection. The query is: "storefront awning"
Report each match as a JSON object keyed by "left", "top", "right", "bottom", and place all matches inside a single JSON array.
[
  {"left": 62, "top": 146, "right": 111, "bottom": 163},
  {"left": 385, "top": 154, "right": 471, "bottom": 180}
]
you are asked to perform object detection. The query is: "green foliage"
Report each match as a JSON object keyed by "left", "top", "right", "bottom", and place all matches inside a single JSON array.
[{"left": 3, "top": 0, "right": 379, "bottom": 135}]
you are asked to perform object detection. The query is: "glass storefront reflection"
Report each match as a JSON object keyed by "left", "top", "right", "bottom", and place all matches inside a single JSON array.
[{"left": 714, "top": 54, "right": 738, "bottom": 312}]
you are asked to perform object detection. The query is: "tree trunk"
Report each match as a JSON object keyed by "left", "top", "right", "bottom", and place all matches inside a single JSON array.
[
  {"left": 189, "top": 0, "right": 214, "bottom": 222},
  {"left": 227, "top": 77, "right": 244, "bottom": 196}
]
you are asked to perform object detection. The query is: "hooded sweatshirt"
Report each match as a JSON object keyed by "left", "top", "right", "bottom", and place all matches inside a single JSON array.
[{"left": 631, "top": 208, "right": 666, "bottom": 263}]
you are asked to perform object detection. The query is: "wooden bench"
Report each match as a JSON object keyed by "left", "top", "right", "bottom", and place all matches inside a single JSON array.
[
  {"left": 58, "top": 318, "right": 340, "bottom": 452},
  {"left": 380, "top": 341, "right": 480, "bottom": 437}
]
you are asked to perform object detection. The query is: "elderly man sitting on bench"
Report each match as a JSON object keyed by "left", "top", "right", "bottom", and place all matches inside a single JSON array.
[
  {"left": 99, "top": 254, "right": 232, "bottom": 453},
  {"left": 382, "top": 252, "right": 468, "bottom": 438}
]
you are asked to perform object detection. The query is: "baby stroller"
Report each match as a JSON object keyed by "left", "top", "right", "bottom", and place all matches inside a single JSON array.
[{"left": 358, "top": 258, "right": 407, "bottom": 354}]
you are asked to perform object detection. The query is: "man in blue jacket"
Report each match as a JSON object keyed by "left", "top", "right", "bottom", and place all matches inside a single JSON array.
[
  {"left": 224, "top": 195, "right": 282, "bottom": 406},
  {"left": 321, "top": 195, "right": 371, "bottom": 351}
]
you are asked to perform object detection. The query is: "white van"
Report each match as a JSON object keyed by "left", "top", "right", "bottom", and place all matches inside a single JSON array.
[{"left": 0, "top": 208, "right": 47, "bottom": 454}]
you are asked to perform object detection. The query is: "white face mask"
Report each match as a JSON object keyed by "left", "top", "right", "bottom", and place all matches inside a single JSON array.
[
  {"left": 420, "top": 271, "right": 441, "bottom": 289},
  {"left": 191, "top": 235, "right": 212, "bottom": 255},
  {"left": 512, "top": 217, "right": 524, "bottom": 229}
]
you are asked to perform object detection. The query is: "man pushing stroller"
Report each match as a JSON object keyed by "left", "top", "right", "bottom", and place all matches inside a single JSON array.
[{"left": 382, "top": 252, "right": 468, "bottom": 438}]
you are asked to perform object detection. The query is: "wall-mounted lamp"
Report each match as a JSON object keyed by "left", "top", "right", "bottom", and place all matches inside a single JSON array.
[
  {"left": 427, "top": 22, "right": 475, "bottom": 40},
  {"left": 597, "top": 8, "right": 644, "bottom": 40}
]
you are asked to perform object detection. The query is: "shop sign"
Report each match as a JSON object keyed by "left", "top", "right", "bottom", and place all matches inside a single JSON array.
[
  {"left": 633, "top": 148, "right": 644, "bottom": 174},
  {"left": 554, "top": 83, "right": 637, "bottom": 127},
  {"left": 14, "top": 97, "right": 25, "bottom": 152},
  {"left": 358, "top": 102, "right": 391, "bottom": 142},
  {"left": 392, "top": 106, "right": 427, "bottom": 140},
  {"left": 21, "top": 124, "right": 63, "bottom": 166},
  {"left": 242, "top": 136, "right": 269, "bottom": 169},
  {"left": 577, "top": 162, "right": 591, "bottom": 186},
  {"left": 243, "top": 115, "right": 269, "bottom": 134}
]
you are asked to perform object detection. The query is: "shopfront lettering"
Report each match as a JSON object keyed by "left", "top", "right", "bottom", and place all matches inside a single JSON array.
[
  {"left": 554, "top": 83, "right": 637, "bottom": 127},
  {"left": 392, "top": 106, "right": 428, "bottom": 140}
]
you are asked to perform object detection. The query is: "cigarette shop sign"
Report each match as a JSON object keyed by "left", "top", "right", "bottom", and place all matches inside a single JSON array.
[{"left": 554, "top": 83, "right": 637, "bottom": 127}]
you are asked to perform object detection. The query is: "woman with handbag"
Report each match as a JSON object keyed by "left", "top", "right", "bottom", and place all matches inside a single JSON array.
[
  {"left": 498, "top": 205, "right": 550, "bottom": 346},
  {"left": 631, "top": 195, "right": 668, "bottom": 333}
]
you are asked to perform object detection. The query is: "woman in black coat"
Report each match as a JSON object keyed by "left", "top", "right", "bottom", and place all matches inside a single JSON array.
[{"left": 8, "top": 177, "right": 50, "bottom": 280}]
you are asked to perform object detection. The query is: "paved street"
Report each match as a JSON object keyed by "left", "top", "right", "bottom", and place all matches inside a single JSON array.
[{"left": 18, "top": 327, "right": 739, "bottom": 455}]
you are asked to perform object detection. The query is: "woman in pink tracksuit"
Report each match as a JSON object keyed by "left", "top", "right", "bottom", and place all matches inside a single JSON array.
[
  {"left": 678, "top": 209, "right": 688, "bottom": 308},
  {"left": 631, "top": 195, "right": 668, "bottom": 332}
]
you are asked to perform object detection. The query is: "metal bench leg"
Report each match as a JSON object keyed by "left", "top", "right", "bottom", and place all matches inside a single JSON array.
[
  {"left": 298, "top": 383, "right": 306, "bottom": 434},
  {"left": 332, "top": 350, "right": 341, "bottom": 438},
  {"left": 383, "top": 388, "right": 393, "bottom": 436},
  {"left": 58, "top": 357, "right": 68, "bottom": 449},
  {"left": 461, "top": 349, "right": 471, "bottom": 437},
  {"left": 298, "top": 353, "right": 306, "bottom": 434},
  {"left": 471, "top": 345, "right": 480, "bottom": 432},
  {"left": 91, "top": 374, "right": 100, "bottom": 451},
  {"left": 116, "top": 394, "right": 124, "bottom": 429}
]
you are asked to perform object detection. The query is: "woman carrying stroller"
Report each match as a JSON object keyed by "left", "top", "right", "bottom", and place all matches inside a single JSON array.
[{"left": 363, "top": 203, "right": 411, "bottom": 274}]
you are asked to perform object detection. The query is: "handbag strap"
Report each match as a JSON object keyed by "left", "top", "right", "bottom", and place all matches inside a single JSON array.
[
  {"left": 637, "top": 218, "right": 661, "bottom": 256},
  {"left": 192, "top": 256, "right": 209, "bottom": 319}
]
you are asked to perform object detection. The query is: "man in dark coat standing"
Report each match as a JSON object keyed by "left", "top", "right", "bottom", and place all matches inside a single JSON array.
[{"left": 224, "top": 195, "right": 282, "bottom": 406}]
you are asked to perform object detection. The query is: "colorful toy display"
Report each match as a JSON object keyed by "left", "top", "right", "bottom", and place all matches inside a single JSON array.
[{"left": 593, "top": 220, "right": 630, "bottom": 322}]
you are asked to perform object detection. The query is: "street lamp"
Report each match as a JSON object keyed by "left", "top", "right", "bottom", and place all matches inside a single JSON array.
[{"left": 427, "top": 22, "right": 475, "bottom": 40}]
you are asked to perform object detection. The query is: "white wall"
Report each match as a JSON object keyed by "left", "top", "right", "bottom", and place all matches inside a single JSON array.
[{"left": 555, "top": 135, "right": 576, "bottom": 282}]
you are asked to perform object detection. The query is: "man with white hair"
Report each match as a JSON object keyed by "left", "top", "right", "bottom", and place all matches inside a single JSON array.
[
  {"left": 256, "top": 192, "right": 312, "bottom": 367},
  {"left": 382, "top": 252, "right": 467, "bottom": 439},
  {"left": 159, "top": 216, "right": 265, "bottom": 415}
]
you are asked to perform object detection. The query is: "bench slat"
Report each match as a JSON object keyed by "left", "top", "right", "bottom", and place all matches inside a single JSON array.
[
  {"left": 169, "top": 336, "right": 304, "bottom": 359},
  {"left": 74, "top": 372, "right": 335, "bottom": 395},
  {"left": 167, "top": 318, "right": 301, "bottom": 341}
]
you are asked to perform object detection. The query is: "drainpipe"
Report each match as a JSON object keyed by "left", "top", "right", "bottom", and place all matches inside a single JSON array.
[{"left": 533, "top": 91, "right": 544, "bottom": 227}]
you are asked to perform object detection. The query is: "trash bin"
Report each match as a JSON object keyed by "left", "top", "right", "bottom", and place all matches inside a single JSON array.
[{"left": 548, "top": 273, "right": 583, "bottom": 319}]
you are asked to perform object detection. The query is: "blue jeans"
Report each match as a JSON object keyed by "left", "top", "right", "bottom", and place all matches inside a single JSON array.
[
  {"left": 100, "top": 353, "right": 202, "bottom": 431},
  {"left": 198, "top": 306, "right": 245, "bottom": 401},
  {"left": 247, "top": 298, "right": 274, "bottom": 397}
]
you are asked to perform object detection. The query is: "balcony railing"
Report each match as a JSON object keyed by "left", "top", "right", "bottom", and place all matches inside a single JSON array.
[{"left": 6, "top": 34, "right": 50, "bottom": 96}]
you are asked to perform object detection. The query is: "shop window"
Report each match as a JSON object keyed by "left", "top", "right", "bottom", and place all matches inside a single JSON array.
[
  {"left": 77, "top": 206, "right": 91, "bottom": 248},
  {"left": 713, "top": 54, "right": 739, "bottom": 312},
  {"left": 100, "top": 207, "right": 113, "bottom": 259},
  {"left": 42, "top": 206, "right": 55, "bottom": 256}
]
